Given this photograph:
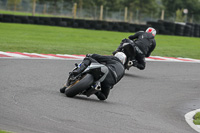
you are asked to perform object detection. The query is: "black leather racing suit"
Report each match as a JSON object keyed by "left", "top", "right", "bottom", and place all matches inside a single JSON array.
[
  {"left": 79, "top": 54, "right": 125, "bottom": 100},
  {"left": 129, "top": 31, "right": 156, "bottom": 70}
]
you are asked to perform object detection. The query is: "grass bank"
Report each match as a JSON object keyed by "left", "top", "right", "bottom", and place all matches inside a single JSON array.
[
  {"left": 0, "top": 129, "right": 11, "bottom": 133},
  {"left": 0, "top": 22, "right": 200, "bottom": 59},
  {"left": 194, "top": 112, "right": 200, "bottom": 125}
]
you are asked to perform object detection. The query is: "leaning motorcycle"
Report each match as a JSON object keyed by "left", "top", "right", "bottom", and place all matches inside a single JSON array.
[
  {"left": 113, "top": 39, "right": 136, "bottom": 70},
  {"left": 60, "top": 61, "right": 108, "bottom": 98}
]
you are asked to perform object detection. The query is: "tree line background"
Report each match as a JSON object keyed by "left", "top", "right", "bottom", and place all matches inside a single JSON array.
[{"left": 0, "top": 0, "right": 200, "bottom": 24}]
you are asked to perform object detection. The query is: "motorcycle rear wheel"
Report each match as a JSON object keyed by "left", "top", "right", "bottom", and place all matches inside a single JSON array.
[{"left": 65, "top": 74, "right": 94, "bottom": 97}]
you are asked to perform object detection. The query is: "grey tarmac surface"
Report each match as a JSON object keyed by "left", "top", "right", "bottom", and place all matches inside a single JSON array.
[{"left": 0, "top": 58, "right": 200, "bottom": 133}]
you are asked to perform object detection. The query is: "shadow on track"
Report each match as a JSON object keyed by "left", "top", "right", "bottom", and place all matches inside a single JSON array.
[
  {"left": 59, "top": 92, "right": 118, "bottom": 105},
  {"left": 74, "top": 96, "right": 107, "bottom": 103},
  {"left": 124, "top": 73, "right": 149, "bottom": 79}
]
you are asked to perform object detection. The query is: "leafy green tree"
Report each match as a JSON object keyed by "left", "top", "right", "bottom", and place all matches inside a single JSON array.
[
  {"left": 175, "top": 9, "right": 185, "bottom": 22},
  {"left": 7, "top": 0, "right": 21, "bottom": 11},
  {"left": 122, "top": 0, "right": 159, "bottom": 22},
  {"left": 162, "top": 0, "right": 200, "bottom": 22},
  {"left": 122, "top": 0, "right": 159, "bottom": 12},
  {"left": 42, "top": 0, "right": 63, "bottom": 13}
]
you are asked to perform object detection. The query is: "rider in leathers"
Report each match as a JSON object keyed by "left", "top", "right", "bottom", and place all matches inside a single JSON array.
[
  {"left": 113, "top": 27, "right": 156, "bottom": 70},
  {"left": 62, "top": 53, "right": 126, "bottom": 100}
]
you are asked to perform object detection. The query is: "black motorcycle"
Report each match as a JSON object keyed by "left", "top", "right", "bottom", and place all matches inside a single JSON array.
[
  {"left": 60, "top": 61, "right": 108, "bottom": 98},
  {"left": 113, "top": 39, "right": 136, "bottom": 70}
]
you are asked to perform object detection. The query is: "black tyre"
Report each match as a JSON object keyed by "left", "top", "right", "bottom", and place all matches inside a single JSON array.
[{"left": 65, "top": 74, "right": 94, "bottom": 97}]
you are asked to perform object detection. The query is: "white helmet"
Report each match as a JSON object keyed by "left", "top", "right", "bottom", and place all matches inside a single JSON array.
[
  {"left": 114, "top": 52, "right": 127, "bottom": 64},
  {"left": 146, "top": 27, "right": 156, "bottom": 36}
]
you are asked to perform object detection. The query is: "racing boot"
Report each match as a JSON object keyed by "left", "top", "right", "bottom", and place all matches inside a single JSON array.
[
  {"left": 71, "top": 59, "right": 90, "bottom": 76},
  {"left": 71, "top": 64, "right": 86, "bottom": 76},
  {"left": 95, "top": 91, "right": 107, "bottom": 101}
]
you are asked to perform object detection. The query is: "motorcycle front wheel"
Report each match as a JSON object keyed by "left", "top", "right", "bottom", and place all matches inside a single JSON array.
[{"left": 65, "top": 74, "right": 94, "bottom": 97}]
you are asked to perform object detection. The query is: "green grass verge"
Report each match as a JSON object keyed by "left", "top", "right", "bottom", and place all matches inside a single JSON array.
[
  {"left": 0, "top": 22, "right": 200, "bottom": 59},
  {"left": 0, "top": 129, "right": 12, "bottom": 133},
  {"left": 193, "top": 112, "right": 200, "bottom": 125}
]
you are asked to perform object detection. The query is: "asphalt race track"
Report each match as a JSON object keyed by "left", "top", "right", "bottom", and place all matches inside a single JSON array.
[{"left": 0, "top": 59, "right": 200, "bottom": 133}]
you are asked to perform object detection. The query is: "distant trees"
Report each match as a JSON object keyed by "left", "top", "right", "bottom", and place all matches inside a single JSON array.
[
  {"left": 162, "top": 0, "right": 200, "bottom": 22},
  {"left": 2, "top": 0, "right": 200, "bottom": 23},
  {"left": 7, "top": 0, "right": 21, "bottom": 11}
]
